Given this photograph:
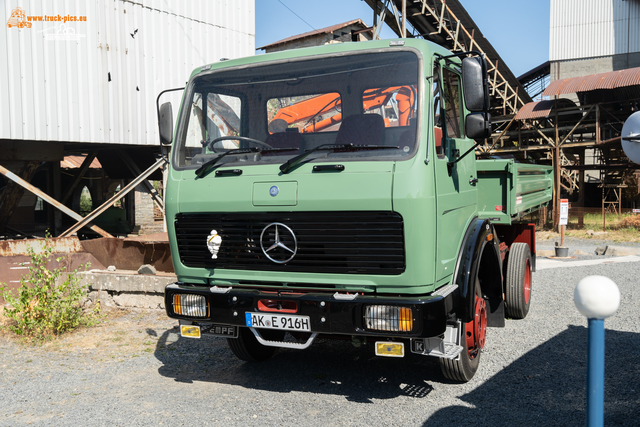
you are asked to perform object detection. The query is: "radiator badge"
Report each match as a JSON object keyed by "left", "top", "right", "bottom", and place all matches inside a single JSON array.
[
  {"left": 260, "top": 223, "right": 297, "bottom": 264},
  {"left": 207, "top": 230, "right": 222, "bottom": 259}
]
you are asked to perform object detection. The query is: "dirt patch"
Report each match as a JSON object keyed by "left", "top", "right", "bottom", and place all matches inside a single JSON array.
[
  {"left": 0, "top": 307, "right": 175, "bottom": 359},
  {"left": 536, "top": 229, "right": 640, "bottom": 243}
]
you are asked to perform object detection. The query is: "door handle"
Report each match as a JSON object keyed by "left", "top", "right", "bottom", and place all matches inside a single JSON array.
[{"left": 469, "top": 177, "right": 478, "bottom": 185}]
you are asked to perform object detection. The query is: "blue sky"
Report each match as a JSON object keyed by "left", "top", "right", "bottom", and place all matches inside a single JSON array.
[{"left": 255, "top": 0, "right": 549, "bottom": 78}]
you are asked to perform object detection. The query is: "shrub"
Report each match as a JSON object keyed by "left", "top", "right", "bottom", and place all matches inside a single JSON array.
[
  {"left": 0, "top": 235, "right": 99, "bottom": 342},
  {"left": 620, "top": 215, "right": 640, "bottom": 229}
]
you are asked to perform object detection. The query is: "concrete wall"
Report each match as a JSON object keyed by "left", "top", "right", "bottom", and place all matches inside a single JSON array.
[
  {"left": 551, "top": 52, "right": 640, "bottom": 81},
  {"left": 78, "top": 270, "right": 176, "bottom": 310},
  {"left": 133, "top": 183, "right": 163, "bottom": 234}
]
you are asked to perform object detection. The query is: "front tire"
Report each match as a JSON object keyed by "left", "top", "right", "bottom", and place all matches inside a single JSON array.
[
  {"left": 505, "top": 242, "right": 532, "bottom": 319},
  {"left": 439, "top": 291, "right": 487, "bottom": 382},
  {"left": 227, "top": 327, "right": 284, "bottom": 362}
]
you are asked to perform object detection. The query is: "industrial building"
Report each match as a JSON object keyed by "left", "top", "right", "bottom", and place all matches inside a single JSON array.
[
  {"left": 363, "top": 0, "right": 640, "bottom": 228},
  {"left": 2, "top": 0, "right": 639, "bottom": 241},
  {"left": 0, "top": 0, "right": 254, "bottom": 239}
]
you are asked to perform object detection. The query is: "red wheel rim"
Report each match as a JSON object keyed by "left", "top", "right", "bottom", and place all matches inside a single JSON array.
[
  {"left": 465, "top": 295, "right": 487, "bottom": 359},
  {"left": 524, "top": 259, "right": 531, "bottom": 304}
]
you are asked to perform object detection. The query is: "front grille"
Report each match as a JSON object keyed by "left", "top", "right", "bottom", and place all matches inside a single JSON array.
[{"left": 174, "top": 211, "right": 405, "bottom": 275}]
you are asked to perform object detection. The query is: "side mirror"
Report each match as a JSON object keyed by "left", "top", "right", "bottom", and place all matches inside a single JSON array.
[
  {"left": 159, "top": 102, "right": 174, "bottom": 145},
  {"left": 465, "top": 112, "right": 491, "bottom": 140},
  {"left": 461, "top": 56, "right": 489, "bottom": 112}
]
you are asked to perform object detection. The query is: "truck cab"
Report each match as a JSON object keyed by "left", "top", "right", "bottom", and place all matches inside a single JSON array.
[{"left": 161, "top": 39, "right": 550, "bottom": 382}]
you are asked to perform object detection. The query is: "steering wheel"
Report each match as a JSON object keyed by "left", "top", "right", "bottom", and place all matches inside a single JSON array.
[{"left": 207, "top": 136, "right": 272, "bottom": 152}]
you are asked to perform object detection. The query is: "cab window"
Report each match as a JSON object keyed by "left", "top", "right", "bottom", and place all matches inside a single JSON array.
[
  {"left": 267, "top": 93, "right": 341, "bottom": 134},
  {"left": 363, "top": 86, "right": 416, "bottom": 128}
]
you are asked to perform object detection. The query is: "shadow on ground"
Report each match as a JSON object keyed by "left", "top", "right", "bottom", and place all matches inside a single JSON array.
[
  {"left": 151, "top": 325, "right": 639, "bottom": 423},
  {"left": 424, "top": 326, "right": 639, "bottom": 426},
  {"left": 153, "top": 328, "right": 442, "bottom": 403}
]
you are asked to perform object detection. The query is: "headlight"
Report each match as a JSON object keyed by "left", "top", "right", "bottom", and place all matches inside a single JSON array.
[
  {"left": 365, "top": 305, "right": 413, "bottom": 332},
  {"left": 172, "top": 294, "right": 208, "bottom": 318}
]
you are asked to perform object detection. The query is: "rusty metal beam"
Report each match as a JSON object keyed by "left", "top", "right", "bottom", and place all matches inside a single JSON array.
[
  {"left": 117, "top": 150, "right": 165, "bottom": 211},
  {"left": 558, "top": 105, "right": 595, "bottom": 146},
  {"left": 563, "top": 163, "right": 639, "bottom": 171},
  {"left": 0, "top": 163, "right": 113, "bottom": 238},
  {"left": 59, "top": 157, "right": 167, "bottom": 238},
  {"left": 61, "top": 151, "right": 98, "bottom": 205}
]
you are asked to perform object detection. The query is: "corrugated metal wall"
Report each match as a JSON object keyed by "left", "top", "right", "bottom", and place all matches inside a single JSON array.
[
  {"left": 550, "top": 0, "right": 640, "bottom": 61},
  {"left": 0, "top": 0, "right": 255, "bottom": 145}
]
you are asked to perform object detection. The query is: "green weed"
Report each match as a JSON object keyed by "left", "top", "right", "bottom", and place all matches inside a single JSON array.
[{"left": 0, "top": 234, "right": 100, "bottom": 343}]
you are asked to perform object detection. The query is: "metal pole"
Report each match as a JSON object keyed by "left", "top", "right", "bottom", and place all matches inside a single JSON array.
[
  {"left": 587, "top": 318, "right": 605, "bottom": 427},
  {"left": 575, "top": 276, "right": 620, "bottom": 427},
  {"left": 402, "top": 0, "right": 406, "bottom": 38},
  {"left": 602, "top": 187, "right": 606, "bottom": 232}
]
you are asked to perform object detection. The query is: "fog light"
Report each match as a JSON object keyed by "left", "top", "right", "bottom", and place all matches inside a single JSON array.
[
  {"left": 173, "top": 294, "right": 208, "bottom": 318},
  {"left": 365, "top": 305, "right": 413, "bottom": 332},
  {"left": 180, "top": 325, "right": 201, "bottom": 338},
  {"left": 375, "top": 341, "right": 405, "bottom": 357}
]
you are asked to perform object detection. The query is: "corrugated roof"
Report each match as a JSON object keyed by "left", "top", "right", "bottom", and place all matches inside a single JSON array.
[
  {"left": 257, "top": 19, "right": 368, "bottom": 50},
  {"left": 543, "top": 67, "right": 640, "bottom": 96},
  {"left": 60, "top": 155, "right": 102, "bottom": 169},
  {"left": 514, "top": 100, "right": 556, "bottom": 120}
]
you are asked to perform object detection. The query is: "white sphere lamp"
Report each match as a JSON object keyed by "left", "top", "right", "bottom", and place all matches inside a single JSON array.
[{"left": 574, "top": 276, "right": 621, "bottom": 319}]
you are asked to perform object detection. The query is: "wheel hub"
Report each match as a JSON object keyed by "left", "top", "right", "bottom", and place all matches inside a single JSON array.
[
  {"left": 524, "top": 259, "right": 532, "bottom": 304},
  {"left": 465, "top": 295, "right": 487, "bottom": 358}
]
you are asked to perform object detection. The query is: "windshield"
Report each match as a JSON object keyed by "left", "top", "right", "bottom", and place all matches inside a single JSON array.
[{"left": 174, "top": 50, "right": 420, "bottom": 170}]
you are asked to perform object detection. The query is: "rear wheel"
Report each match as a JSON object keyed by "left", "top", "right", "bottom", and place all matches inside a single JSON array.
[
  {"left": 505, "top": 242, "right": 532, "bottom": 319},
  {"left": 227, "top": 327, "right": 284, "bottom": 362},
  {"left": 440, "top": 289, "right": 487, "bottom": 382}
]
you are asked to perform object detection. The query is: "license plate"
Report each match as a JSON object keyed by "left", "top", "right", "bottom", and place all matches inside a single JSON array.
[
  {"left": 202, "top": 324, "right": 238, "bottom": 338},
  {"left": 245, "top": 312, "right": 311, "bottom": 332}
]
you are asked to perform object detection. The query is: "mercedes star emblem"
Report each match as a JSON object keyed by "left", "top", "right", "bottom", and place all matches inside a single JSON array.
[{"left": 260, "top": 222, "right": 297, "bottom": 264}]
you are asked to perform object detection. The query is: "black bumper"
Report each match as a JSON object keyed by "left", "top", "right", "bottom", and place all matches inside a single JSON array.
[{"left": 164, "top": 283, "right": 455, "bottom": 338}]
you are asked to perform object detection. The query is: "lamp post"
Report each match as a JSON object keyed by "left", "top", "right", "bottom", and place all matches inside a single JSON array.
[{"left": 573, "top": 276, "right": 621, "bottom": 427}]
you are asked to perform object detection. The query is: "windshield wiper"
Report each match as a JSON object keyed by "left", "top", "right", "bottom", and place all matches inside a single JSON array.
[
  {"left": 195, "top": 147, "right": 261, "bottom": 178},
  {"left": 279, "top": 144, "right": 399, "bottom": 174},
  {"left": 195, "top": 147, "right": 298, "bottom": 178}
]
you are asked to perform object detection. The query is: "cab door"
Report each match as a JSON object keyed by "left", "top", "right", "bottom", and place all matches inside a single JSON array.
[{"left": 432, "top": 62, "right": 478, "bottom": 282}]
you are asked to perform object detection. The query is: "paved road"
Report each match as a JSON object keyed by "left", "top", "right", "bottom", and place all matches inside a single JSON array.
[{"left": 1, "top": 250, "right": 638, "bottom": 426}]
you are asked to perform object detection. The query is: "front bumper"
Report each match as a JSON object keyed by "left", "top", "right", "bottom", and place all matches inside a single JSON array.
[{"left": 164, "top": 283, "right": 456, "bottom": 338}]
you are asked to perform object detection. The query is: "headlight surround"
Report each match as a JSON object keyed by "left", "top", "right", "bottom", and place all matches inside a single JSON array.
[{"left": 364, "top": 305, "right": 413, "bottom": 332}]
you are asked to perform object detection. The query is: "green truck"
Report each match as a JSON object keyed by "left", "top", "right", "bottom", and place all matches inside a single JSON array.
[{"left": 158, "top": 38, "right": 552, "bottom": 382}]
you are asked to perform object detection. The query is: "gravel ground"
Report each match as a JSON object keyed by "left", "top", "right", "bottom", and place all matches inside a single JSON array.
[{"left": 1, "top": 238, "right": 639, "bottom": 426}]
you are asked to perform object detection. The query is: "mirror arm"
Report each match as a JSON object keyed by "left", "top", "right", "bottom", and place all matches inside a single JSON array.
[
  {"left": 447, "top": 140, "right": 481, "bottom": 176},
  {"left": 156, "top": 87, "right": 184, "bottom": 145}
]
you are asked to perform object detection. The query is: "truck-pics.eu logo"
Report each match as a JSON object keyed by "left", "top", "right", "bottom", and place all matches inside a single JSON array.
[
  {"left": 7, "top": 7, "right": 87, "bottom": 31},
  {"left": 6, "top": 7, "right": 31, "bottom": 28}
]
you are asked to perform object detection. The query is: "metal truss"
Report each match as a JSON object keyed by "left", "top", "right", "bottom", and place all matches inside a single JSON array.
[{"left": 365, "top": 0, "right": 531, "bottom": 116}]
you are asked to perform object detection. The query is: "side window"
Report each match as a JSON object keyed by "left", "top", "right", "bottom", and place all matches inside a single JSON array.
[
  {"left": 181, "top": 92, "right": 242, "bottom": 166},
  {"left": 267, "top": 93, "right": 341, "bottom": 134},
  {"left": 184, "top": 92, "right": 205, "bottom": 151},
  {"left": 363, "top": 86, "right": 416, "bottom": 127},
  {"left": 207, "top": 93, "right": 242, "bottom": 149},
  {"left": 442, "top": 68, "right": 463, "bottom": 139},
  {"left": 432, "top": 69, "right": 444, "bottom": 156}
]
